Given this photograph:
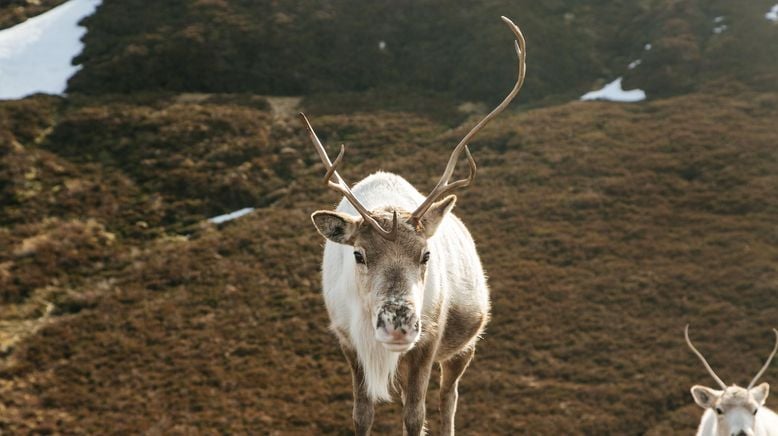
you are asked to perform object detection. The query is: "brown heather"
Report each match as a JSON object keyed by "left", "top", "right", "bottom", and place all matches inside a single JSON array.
[
  {"left": 0, "top": 85, "right": 775, "bottom": 433},
  {"left": 0, "top": 0, "right": 777, "bottom": 433}
]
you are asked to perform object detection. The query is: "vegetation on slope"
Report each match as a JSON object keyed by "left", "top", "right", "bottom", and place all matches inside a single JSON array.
[
  {"left": 1, "top": 85, "right": 777, "bottom": 433},
  {"left": 1, "top": 0, "right": 778, "bottom": 433},
  {"left": 0, "top": 0, "right": 66, "bottom": 29},
  {"left": 67, "top": 0, "right": 778, "bottom": 104}
]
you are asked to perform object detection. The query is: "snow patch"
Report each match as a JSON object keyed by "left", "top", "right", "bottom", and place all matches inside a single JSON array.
[
  {"left": 767, "top": 4, "right": 778, "bottom": 22},
  {"left": 644, "top": 43, "right": 652, "bottom": 51},
  {"left": 208, "top": 208, "right": 255, "bottom": 225},
  {"left": 580, "top": 77, "right": 646, "bottom": 103},
  {"left": 713, "top": 24, "right": 728, "bottom": 34},
  {"left": 627, "top": 59, "right": 642, "bottom": 70},
  {"left": 713, "top": 16, "right": 725, "bottom": 23},
  {"left": 0, "top": 0, "right": 102, "bottom": 100}
]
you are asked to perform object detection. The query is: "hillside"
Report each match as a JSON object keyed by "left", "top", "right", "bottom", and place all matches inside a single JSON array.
[
  {"left": 4, "top": 0, "right": 777, "bottom": 103},
  {"left": 1, "top": 0, "right": 778, "bottom": 434},
  {"left": 65, "top": 0, "right": 778, "bottom": 104},
  {"left": 2, "top": 83, "right": 778, "bottom": 433}
]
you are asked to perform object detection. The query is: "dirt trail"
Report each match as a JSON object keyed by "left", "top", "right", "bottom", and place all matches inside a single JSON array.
[
  {"left": 266, "top": 96, "right": 302, "bottom": 121},
  {"left": 0, "top": 291, "right": 54, "bottom": 362}
]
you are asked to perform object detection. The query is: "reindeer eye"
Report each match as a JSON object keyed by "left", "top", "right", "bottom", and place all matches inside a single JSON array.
[
  {"left": 754, "top": 408, "right": 758, "bottom": 416},
  {"left": 421, "top": 251, "right": 430, "bottom": 265},
  {"left": 716, "top": 408, "right": 724, "bottom": 415},
  {"left": 354, "top": 251, "right": 365, "bottom": 265}
]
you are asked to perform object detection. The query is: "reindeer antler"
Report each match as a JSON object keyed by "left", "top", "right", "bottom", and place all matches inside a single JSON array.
[
  {"left": 410, "top": 16, "right": 527, "bottom": 222},
  {"left": 685, "top": 325, "right": 728, "bottom": 389},
  {"left": 300, "top": 113, "right": 398, "bottom": 241},
  {"left": 748, "top": 328, "right": 778, "bottom": 389}
]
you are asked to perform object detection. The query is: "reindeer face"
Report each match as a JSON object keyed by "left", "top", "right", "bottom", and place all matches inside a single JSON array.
[
  {"left": 691, "top": 384, "right": 770, "bottom": 436},
  {"left": 312, "top": 196, "right": 456, "bottom": 352}
]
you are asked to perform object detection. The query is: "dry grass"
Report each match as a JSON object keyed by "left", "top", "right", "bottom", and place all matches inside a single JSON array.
[{"left": 0, "top": 86, "right": 776, "bottom": 433}]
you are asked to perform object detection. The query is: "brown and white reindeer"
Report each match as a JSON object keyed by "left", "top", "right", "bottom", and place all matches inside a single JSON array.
[
  {"left": 302, "top": 16, "right": 526, "bottom": 436},
  {"left": 686, "top": 325, "right": 778, "bottom": 436}
]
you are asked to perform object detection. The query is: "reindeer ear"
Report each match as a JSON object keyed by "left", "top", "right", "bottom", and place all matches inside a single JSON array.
[
  {"left": 311, "top": 211, "right": 360, "bottom": 245},
  {"left": 751, "top": 383, "right": 769, "bottom": 406},
  {"left": 691, "top": 385, "right": 721, "bottom": 409},
  {"left": 419, "top": 195, "right": 456, "bottom": 238}
]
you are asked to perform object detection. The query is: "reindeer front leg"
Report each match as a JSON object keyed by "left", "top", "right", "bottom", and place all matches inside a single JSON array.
[
  {"left": 399, "top": 343, "right": 436, "bottom": 436},
  {"left": 439, "top": 347, "right": 475, "bottom": 435},
  {"left": 341, "top": 344, "right": 374, "bottom": 436}
]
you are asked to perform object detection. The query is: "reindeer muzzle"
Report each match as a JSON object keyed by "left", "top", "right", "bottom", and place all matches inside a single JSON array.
[{"left": 374, "top": 303, "right": 420, "bottom": 352}]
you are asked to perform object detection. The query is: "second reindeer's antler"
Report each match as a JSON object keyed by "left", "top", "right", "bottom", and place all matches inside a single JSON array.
[
  {"left": 410, "top": 16, "right": 527, "bottom": 223},
  {"left": 685, "top": 325, "right": 728, "bottom": 389},
  {"left": 748, "top": 328, "right": 778, "bottom": 389},
  {"left": 299, "top": 113, "right": 399, "bottom": 241},
  {"left": 686, "top": 325, "right": 778, "bottom": 390}
]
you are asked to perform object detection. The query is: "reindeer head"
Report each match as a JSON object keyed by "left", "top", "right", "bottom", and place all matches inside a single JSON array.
[
  {"left": 312, "top": 202, "right": 454, "bottom": 352},
  {"left": 686, "top": 325, "right": 778, "bottom": 436},
  {"left": 304, "top": 17, "right": 526, "bottom": 352}
]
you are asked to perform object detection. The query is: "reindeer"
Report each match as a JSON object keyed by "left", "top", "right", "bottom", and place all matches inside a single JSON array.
[
  {"left": 686, "top": 325, "right": 778, "bottom": 436},
  {"left": 301, "top": 16, "right": 526, "bottom": 436}
]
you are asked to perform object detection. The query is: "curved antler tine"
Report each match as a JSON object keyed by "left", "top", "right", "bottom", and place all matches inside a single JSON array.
[
  {"left": 300, "top": 113, "right": 332, "bottom": 168},
  {"left": 388, "top": 211, "right": 398, "bottom": 237},
  {"left": 411, "top": 17, "right": 526, "bottom": 222},
  {"left": 324, "top": 144, "right": 345, "bottom": 186},
  {"left": 503, "top": 16, "right": 525, "bottom": 68},
  {"left": 441, "top": 146, "right": 477, "bottom": 193},
  {"left": 748, "top": 328, "right": 778, "bottom": 389},
  {"left": 454, "top": 146, "right": 477, "bottom": 187},
  {"left": 685, "top": 324, "right": 728, "bottom": 389}
]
